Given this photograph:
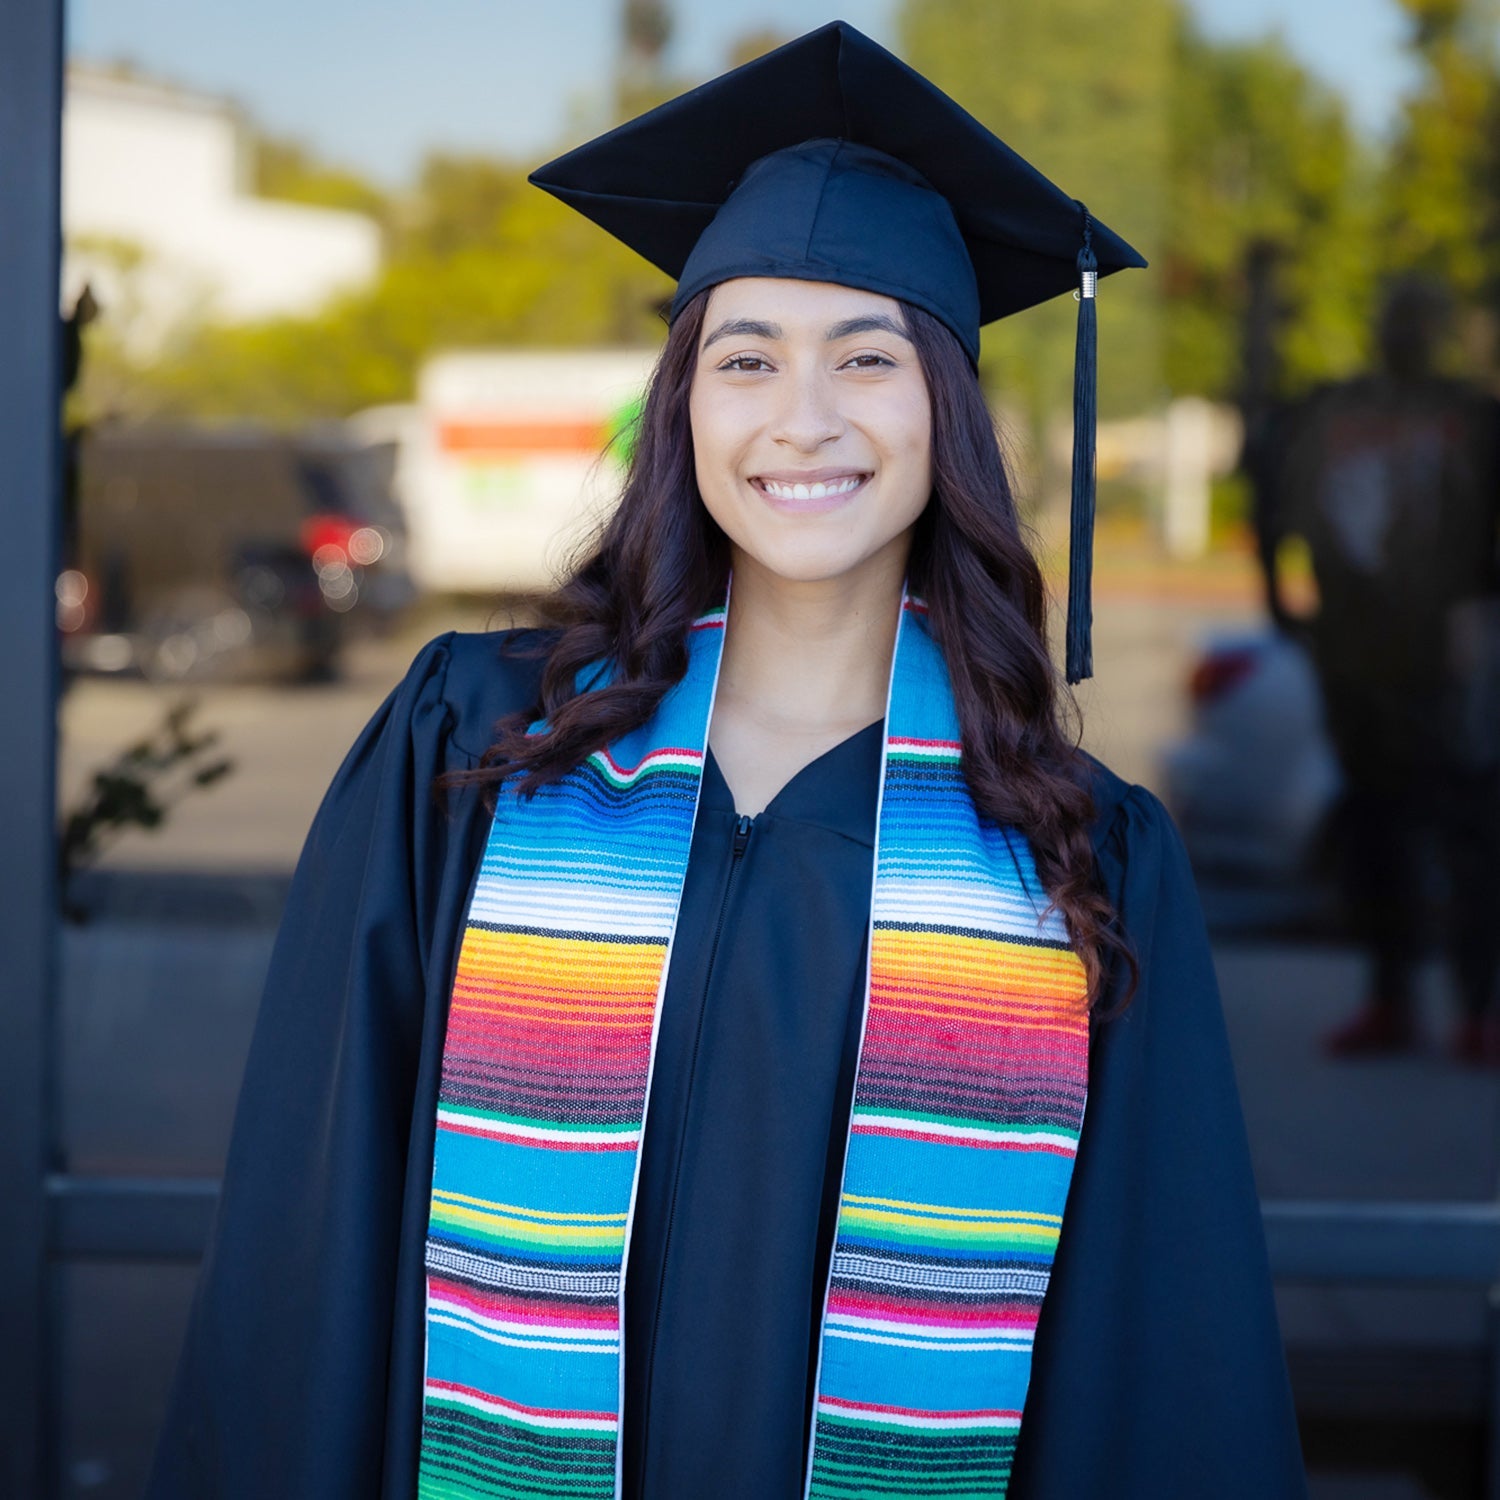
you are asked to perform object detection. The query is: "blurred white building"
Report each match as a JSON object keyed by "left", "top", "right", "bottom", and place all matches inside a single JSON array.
[{"left": 62, "top": 65, "right": 381, "bottom": 352}]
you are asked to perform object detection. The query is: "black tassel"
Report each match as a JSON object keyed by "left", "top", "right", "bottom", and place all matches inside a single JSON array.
[{"left": 1066, "top": 210, "right": 1098, "bottom": 686}]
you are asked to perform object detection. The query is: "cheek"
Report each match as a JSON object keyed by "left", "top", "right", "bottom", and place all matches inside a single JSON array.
[
  {"left": 688, "top": 386, "right": 747, "bottom": 493},
  {"left": 875, "top": 391, "right": 933, "bottom": 512}
]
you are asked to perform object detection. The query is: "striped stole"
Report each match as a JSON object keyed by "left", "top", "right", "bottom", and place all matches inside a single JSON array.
[{"left": 418, "top": 598, "right": 1090, "bottom": 1500}]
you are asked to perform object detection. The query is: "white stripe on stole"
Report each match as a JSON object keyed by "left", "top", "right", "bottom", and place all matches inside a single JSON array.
[
  {"left": 435, "top": 1109, "right": 640, "bottom": 1148},
  {"left": 427, "top": 1312, "right": 620, "bottom": 1356},
  {"left": 850, "top": 1112, "right": 1079, "bottom": 1153},
  {"left": 428, "top": 1385, "right": 619, "bottom": 1433},
  {"left": 825, "top": 1311, "right": 1036, "bottom": 1345},
  {"left": 824, "top": 1327, "right": 1035, "bottom": 1354},
  {"left": 816, "top": 1398, "right": 1026, "bottom": 1434},
  {"left": 468, "top": 886, "right": 679, "bottom": 938},
  {"left": 815, "top": 1399, "right": 1021, "bottom": 1432},
  {"left": 870, "top": 887, "right": 1066, "bottom": 938},
  {"left": 426, "top": 1296, "right": 620, "bottom": 1344}
]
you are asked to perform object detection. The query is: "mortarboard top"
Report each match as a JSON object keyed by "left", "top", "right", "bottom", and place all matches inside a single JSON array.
[{"left": 530, "top": 20, "right": 1147, "bottom": 683}]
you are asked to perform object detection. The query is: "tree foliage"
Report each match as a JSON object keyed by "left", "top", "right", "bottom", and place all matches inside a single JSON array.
[
  {"left": 252, "top": 133, "right": 390, "bottom": 221},
  {"left": 1164, "top": 13, "right": 1376, "bottom": 398},
  {"left": 899, "top": 0, "right": 1172, "bottom": 425},
  {"left": 1380, "top": 0, "right": 1500, "bottom": 330}
]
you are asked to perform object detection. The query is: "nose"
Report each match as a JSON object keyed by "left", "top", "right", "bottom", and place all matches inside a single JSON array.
[{"left": 768, "top": 363, "right": 844, "bottom": 452}]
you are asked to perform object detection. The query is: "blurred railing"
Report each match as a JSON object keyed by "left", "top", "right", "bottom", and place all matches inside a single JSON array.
[{"left": 35, "top": 1177, "right": 1500, "bottom": 1497}]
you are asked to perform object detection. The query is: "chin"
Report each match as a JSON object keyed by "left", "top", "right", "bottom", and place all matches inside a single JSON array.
[{"left": 735, "top": 534, "right": 896, "bottom": 587}]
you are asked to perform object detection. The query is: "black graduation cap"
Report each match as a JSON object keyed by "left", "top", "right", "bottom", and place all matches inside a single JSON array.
[{"left": 531, "top": 20, "right": 1146, "bottom": 684}]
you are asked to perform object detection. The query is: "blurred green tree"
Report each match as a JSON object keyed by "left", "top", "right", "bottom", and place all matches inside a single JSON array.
[
  {"left": 900, "top": 0, "right": 1171, "bottom": 433},
  {"left": 1165, "top": 13, "right": 1376, "bottom": 400},
  {"left": 1379, "top": 0, "right": 1500, "bottom": 366},
  {"left": 253, "top": 133, "right": 391, "bottom": 221}
]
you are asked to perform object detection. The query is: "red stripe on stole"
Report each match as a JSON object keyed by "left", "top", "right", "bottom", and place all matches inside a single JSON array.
[
  {"left": 868, "top": 975, "right": 1086, "bottom": 1018},
  {"left": 826, "top": 1289, "right": 1039, "bottom": 1331},
  {"left": 443, "top": 1012, "right": 655, "bottom": 1065},
  {"left": 429, "top": 1278, "right": 620, "bottom": 1331},
  {"left": 857, "top": 1011, "right": 1087, "bottom": 1076}
]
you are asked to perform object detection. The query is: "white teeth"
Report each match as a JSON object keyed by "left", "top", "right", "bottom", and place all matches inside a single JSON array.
[{"left": 759, "top": 475, "right": 862, "bottom": 499}]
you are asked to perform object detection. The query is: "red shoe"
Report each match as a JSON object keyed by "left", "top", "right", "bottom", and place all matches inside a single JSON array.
[
  {"left": 1321, "top": 1002, "right": 1418, "bottom": 1058},
  {"left": 1450, "top": 1014, "right": 1500, "bottom": 1068}
]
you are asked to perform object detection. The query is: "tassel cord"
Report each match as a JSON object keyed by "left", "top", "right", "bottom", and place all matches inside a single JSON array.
[{"left": 1066, "top": 212, "right": 1098, "bottom": 686}]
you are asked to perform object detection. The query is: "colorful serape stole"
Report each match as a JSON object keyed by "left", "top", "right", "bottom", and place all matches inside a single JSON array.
[
  {"left": 802, "top": 600, "right": 1090, "bottom": 1498},
  {"left": 417, "top": 597, "right": 1090, "bottom": 1500},
  {"left": 418, "top": 609, "right": 725, "bottom": 1499}
]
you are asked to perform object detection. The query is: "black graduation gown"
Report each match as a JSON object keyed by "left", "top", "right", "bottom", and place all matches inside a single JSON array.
[{"left": 144, "top": 630, "right": 1309, "bottom": 1500}]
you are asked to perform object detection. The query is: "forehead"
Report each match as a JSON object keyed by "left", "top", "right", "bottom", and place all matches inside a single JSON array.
[{"left": 700, "top": 277, "right": 905, "bottom": 333}]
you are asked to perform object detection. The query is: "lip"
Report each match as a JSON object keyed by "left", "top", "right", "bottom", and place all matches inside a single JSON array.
[{"left": 749, "top": 469, "right": 871, "bottom": 513}]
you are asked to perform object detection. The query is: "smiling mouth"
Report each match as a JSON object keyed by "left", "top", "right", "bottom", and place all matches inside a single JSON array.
[{"left": 751, "top": 473, "right": 868, "bottom": 502}]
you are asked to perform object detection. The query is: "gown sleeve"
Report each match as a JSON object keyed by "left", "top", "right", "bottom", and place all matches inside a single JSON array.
[
  {"left": 1008, "top": 782, "right": 1308, "bottom": 1500},
  {"left": 145, "top": 633, "right": 469, "bottom": 1499}
]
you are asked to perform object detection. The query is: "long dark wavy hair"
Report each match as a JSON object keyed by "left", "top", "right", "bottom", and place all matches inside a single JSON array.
[{"left": 456, "top": 289, "right": 1135, "bottom": 1012}]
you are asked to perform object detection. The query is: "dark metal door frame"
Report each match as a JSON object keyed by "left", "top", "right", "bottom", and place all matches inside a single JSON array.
[{"left": 0, "top": 2, "right": 64, "bottom": 1496}]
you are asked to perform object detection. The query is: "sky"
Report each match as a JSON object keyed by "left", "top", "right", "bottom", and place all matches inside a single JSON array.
[{"left": 68, "top": 0, "right": 1421, "bottom": 187}]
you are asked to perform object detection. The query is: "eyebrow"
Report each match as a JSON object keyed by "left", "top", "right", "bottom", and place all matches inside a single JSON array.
[
  {"left": 825, "top": 314, "right": 911, "bottom": 342},
  {"left": 702, "top": 318, "right": 781, "bottom": 348},
  {"left": 701, "top": 312, "right": 912, "bottom": 350}
]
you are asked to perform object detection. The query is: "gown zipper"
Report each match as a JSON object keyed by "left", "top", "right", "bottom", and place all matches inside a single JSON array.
[{"left": 636, "top": 811, "right": 753, "bottom": 1488}]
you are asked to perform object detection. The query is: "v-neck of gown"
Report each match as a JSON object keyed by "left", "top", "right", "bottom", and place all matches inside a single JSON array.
[
  {"left": 701, "top": 716, "right": 887, "bottom": 834},
  {"left": 621, "top": 716, "right": 886, "bottom": 1500}
]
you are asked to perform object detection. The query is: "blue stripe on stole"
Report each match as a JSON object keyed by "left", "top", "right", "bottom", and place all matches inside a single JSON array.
[
  {"left": 816, "top": 1334, "right": 1032, "bottom": 1415},
  {"left": 424, "top": 1325, "right": 622, "bottom": 1416},
  {"left": 885, "top": 621, "right": 961, "bottom": 739},
  {"left": 839, "top": 1132, "right": 1078, "bottom": 1216},
  {"left": 433, "top": 1132, "right": 640, "bottom": 1220},
  {"left": 484, "top": 820, "right": 695, "bottom": 884}
]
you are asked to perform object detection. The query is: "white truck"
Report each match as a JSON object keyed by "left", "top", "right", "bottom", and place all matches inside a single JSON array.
[{"left": 352, "top": 349, "right": 657, "bottom": 596}]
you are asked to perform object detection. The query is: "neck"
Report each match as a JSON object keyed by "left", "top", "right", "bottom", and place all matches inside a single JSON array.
[{"left": 716, "top": 541, "right": 908, "bottom": 737}]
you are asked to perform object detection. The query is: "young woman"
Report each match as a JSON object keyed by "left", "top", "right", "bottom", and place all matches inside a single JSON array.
[{"left": 147, "top": 23, "right": 1306, "bottom": 1500}]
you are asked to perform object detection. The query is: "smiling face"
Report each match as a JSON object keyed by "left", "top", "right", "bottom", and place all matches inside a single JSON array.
[{"left": 688, "top": 277, "right": 933, "bottom": 590}]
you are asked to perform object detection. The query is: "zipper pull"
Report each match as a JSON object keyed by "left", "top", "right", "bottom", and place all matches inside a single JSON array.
[{"left": 732, "top": 813, "right": 752, "bottom": 857}]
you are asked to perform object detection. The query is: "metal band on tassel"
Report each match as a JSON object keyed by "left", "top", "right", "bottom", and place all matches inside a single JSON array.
[{"left": 1065, "top": 207, "right": 1099, "bottom": 685}]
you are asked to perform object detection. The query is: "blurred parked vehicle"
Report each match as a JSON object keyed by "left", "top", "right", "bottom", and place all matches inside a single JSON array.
[
  {"left": 1160, "top": 627, "right": 1345, "bottom": 934},
  {"left": 351, "top": 349, "right": 655, "bottom": 596},
  {"left": 59, "top": 424, "right": 414, "bottom": 682}
]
